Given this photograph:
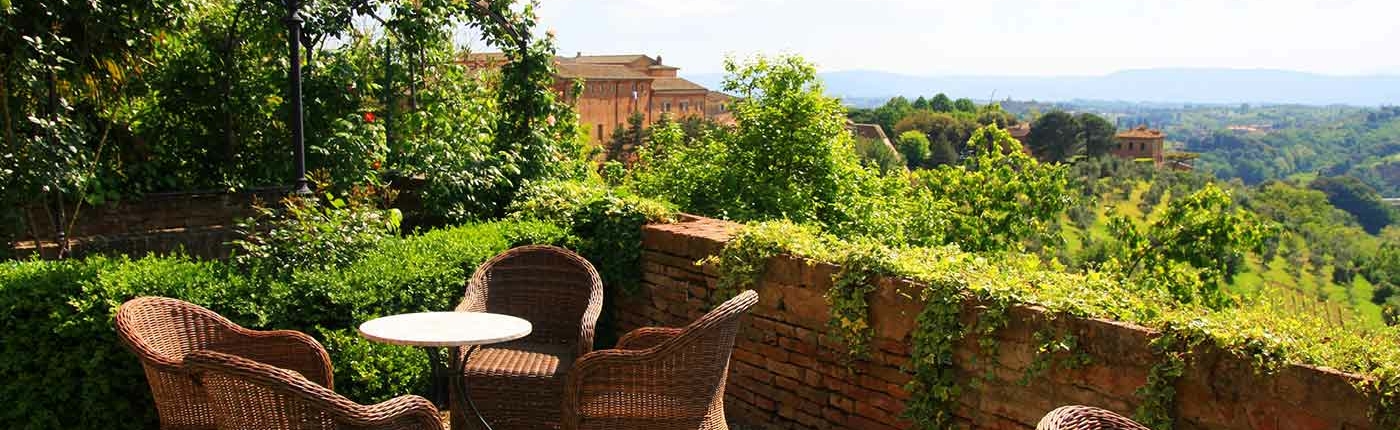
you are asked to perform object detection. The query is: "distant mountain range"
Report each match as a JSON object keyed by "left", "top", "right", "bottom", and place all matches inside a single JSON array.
[{"left": 687, "top": 68, "right": 1400, "bottom": 106}]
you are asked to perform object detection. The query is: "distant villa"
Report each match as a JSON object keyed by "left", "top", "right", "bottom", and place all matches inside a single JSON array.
[
  {"left": 1007, "top": 123, "right": 1187, "bottom": 169},
  {"left": 462, "top": 52, "right": 734, "bottom": 146}
]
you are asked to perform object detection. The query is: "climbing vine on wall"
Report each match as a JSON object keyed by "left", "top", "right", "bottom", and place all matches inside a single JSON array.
[
  {"left": 825, "top": 241, "right": 896, "bottom": 360},
  {"left": 703, "top": 219, "right": 1400, "bottom": 429},
  {"left": 1133, "top": 327, "right": 1197, "bottom": 429}
]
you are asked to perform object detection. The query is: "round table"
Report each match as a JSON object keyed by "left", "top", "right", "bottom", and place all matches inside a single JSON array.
[{"left": 359, "top": 312, "right": 532, "bottom": 430}]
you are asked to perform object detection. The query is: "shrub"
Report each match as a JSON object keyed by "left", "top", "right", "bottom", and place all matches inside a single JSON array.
[
  {"left": 509, "top": 180, "right": 675, "bottom": 294},
  {"left": 231, "top": 178, "right": 402, "bottom": 276},
  {"left": 0, "top": 220, "right": 567, "bottom": 430}
]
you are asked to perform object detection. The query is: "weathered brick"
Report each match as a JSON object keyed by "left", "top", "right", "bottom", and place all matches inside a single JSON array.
[{"left": 768, "top": 358, "right": 805, "bottom": 381}]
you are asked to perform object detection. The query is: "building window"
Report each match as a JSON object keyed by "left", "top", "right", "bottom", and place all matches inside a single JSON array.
[
  {"left": 597, "top": 124, "right": 604, "bottom": 140},
  {"left": 680, "top": 101, "right": 688, "bottom": 112},
  {"left": 663, "top": 102, "right": 671, "bottom": 112}
]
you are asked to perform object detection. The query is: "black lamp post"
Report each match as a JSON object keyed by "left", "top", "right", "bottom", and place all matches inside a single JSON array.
[{"left": 284, "top": 0, "right": 311, "bottom": 195}]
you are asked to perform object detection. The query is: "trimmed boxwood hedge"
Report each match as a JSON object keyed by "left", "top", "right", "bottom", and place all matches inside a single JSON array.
[{"left": 0, "top": 220, "right": 567, "bottom": 430}]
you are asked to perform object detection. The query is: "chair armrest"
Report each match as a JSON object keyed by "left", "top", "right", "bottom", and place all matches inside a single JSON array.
[
  {"left": 210, "top": 329, "right": 335, "bottom": 389},
  {"left": 615, "top": 327, "right": 683, "bottom": 350},
  {"left": 336, "top": 395, "right": 443, "bottom": 430}
]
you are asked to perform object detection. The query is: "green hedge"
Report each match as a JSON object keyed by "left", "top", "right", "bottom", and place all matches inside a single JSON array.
[{"left": 0, "top": 220, "right": 567, "bottom": 430}]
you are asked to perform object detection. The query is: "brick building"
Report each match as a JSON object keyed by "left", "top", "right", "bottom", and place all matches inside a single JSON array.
[
  {"left": 706, "top": 91, "right": 736, "bottom": 125},
  {"left": 1112, "top": 125, "right": 1166, "bottom": 165},
  {"left": 1008, "top": 123, "right": 1167, "bottom": 165},
  {"left": 463, "top": 52, "right": 721, "bottom": 144}
]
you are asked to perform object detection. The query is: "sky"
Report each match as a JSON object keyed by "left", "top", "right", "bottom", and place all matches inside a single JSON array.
[{"left": 504, "top": 0, "right": 1400, "bottom": 77}]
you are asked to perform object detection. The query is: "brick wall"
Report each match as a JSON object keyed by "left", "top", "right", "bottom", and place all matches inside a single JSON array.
[
  {"left": 616, "top": 216, "right": 1377, "bottom": 430},
  {"left": 12, "top": 188, "right": 287, "bottom": 260}
]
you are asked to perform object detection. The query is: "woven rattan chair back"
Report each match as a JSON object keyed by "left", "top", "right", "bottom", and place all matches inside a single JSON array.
[
  {"left": 116, "top": 296, "right": 333, "bottom": 430},
  {"left": 459, "top": 245, "right": 604, "bottom": 356},
  {"left": 563, "top": 290, "right": 759, "bottom": 430},
  {"left": 1037, "top": 405, "right": 1150, "bottom": 430},
  {"left": 185, "top": 350, "right": 441, "bottom": 430}
]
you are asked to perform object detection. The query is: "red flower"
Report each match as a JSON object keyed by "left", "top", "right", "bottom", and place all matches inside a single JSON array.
[
  {"left": 363, "top": 111, "right": 376, "bottom": 123},
  {"left": 371, "top": 160, "right": 382, "bottom": 170}
]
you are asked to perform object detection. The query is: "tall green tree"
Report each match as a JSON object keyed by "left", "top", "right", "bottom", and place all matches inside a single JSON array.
[
  {"left": 607, "top": 112, "right": 647, "bottom": 162},
  {"left": 635, "top": 55, "right": 873, "bottom": 226},
  {"left": 930, "top": 93, "right": 953, "bottom": 112},
  {"left": 1077, "top": 112, "right": 1117, "bottom": 158},
  {"left": 1028, "top": 110, "right": 1083, "bottom": 162},
  {"left": 953, "top": 97, "right": 977, "bottom": 112},
  {"left": 912, "top": 96, "right": 929, "bottom": 110}
]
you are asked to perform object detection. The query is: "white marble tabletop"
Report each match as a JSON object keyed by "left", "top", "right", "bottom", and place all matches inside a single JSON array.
[{"left": 357, "top": 312, "right": 532, "bottom": 347}]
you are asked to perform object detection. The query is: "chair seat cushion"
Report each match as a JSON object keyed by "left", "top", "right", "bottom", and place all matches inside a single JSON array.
[
  {"left": 463, "top": 341, "right": 575, "bottom": 380},
  {"left": 456, "top": 342, "right": 576, "bottom": 429}
]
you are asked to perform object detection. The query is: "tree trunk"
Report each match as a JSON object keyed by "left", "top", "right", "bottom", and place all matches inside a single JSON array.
[
  {"left": 219, "top": 5, "right": 247, "bottom": 171},
  {"left": 46, "top": 69, "right": 68, "bottom": 259},
  {"left": 0, "top": 69, "right": 15, "bottom": 152}
]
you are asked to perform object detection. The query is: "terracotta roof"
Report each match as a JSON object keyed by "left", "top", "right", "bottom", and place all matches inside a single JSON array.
[
  {"left": 706, "top": 91, "right": 734, "bottom": 102},
  {"left": 569, "top": 54, "right": 654, "bottom": 64},
  {"left": 555, "top": 62, "right": 651, "bottom": 80},
  {"left": 847, "top": 121, "right": 889, "bottom": 142},
  {"left": 1006, "top": 123, "right": 1031, "bottom": 138},
  {"left": 847, "top": 121, "right": 898, "bottom": 156},
  {"left": 1116, "top": 125, "right": 1165, "bottom": 139},
  {"left": 652, "top": 77, "right": 708, "bottom": 92}
]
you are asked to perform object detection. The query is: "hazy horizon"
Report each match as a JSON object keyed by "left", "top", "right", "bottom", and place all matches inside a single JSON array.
[{"left": 522, "top": 0, "right": 1400, "bottom": 77}]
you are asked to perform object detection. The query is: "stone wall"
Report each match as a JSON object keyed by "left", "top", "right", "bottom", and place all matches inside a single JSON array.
[
  {"left": 616, "top": 216, "right": 1377, "bottom": 430},
  {"left": 12, "top": 188, "right": 287, "bottom": 260}
]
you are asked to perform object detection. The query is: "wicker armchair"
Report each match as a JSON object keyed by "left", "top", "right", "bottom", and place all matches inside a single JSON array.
[
  {"left": 561, "top": 290, "right": 759, "bottom": 430},
  {"left": 1037, "top": 405, "right": 1150, "bottom": 430},
  {"left": 452, "top": 245, "right": 605, "bottom": 430},
  {"left": 116, "top": 296, "right": 334, "bottom": 430},
  {"left": 184, "top": 350, "right": 443, "bottom": 430}
]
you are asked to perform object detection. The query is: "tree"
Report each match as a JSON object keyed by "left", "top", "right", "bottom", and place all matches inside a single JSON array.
[
  {"left": 976, "top": 104, "right": 1018, "bottom": 128},
  {"left": 894, "top": 111, "right": 977, "bottom": 155},
  {"left": 1077, "top": 113, "right": 1117, "bottom": 158},
  {"left": 1311, "top": 176, "right": 1396, "bottom": 234},
  {"left": 2, "top": 0, "right": 197, "bottom": 255},
  {"left": 928, "top": 136, "right": 958, "bottom": 167},
  {"left": 930, "top": 93, "right": 953, "bottom": 112},
  {"left": 910, "top": 124, "right": 1071, "bottom": 252},
  {"left": 896, "top": 130, "right": 930, "bottom": 168},
  {"left": 607, "top": 112, "right": 647, "bottom": 163},
  {"left": 872, "top": 96, "right": 913, "bottom": 138},
  {"left": 1103, "top": 184, "right": 1273, "bottom": 309},
  {"left": 953, "top": 98, "right": 977, "bottom": 112},
  {"left": 913, "top": 96, "right": 930, "bottom": 110},
  {"left": 1028, "top": 110, "right": 1082, "bottom": 162},
  {"left": 634, "top": 54, "right": 873, "bottom": 226}
]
